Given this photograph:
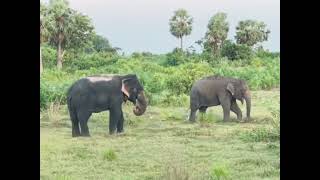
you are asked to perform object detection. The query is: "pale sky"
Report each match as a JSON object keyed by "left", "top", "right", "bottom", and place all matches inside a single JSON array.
[{"left": 42, "top": 0, "right": 280, "bottom": 54}]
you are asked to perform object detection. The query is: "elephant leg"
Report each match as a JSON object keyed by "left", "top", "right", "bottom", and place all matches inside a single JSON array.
[
  {"left": 109, "top": 105, "right": 121, "bottom": 135},
  {"left": 117, "top": 109, "right": 124, "bottom": 133},
  {"left": 70, "top": 109, "right": 80, "bottom": 137},
  {"left": 220, "top": 100, "right": 231, "bottom": 122},
  {"left": 189, "top": 107, "right": 197, "bottom": 122},
  {"left": 77, "top": 110, "right": 92, "bottom": 137},
  {"left": 222, "top": 106, "right": 231, "bottom": 122},
  {"left": 230, "top": 100, "right": 242, "bottom": 120}
]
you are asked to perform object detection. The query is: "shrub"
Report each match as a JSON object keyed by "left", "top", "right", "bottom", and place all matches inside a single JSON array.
[
  {"left": 40, "top": 70, "right": 75, "bottom": 109},
  {"left": 221, "top": 40, "right": 253, "bottom": 61},
  {"left": 40, "top": 54, "right": 280, "bottom": 108},
  {"left": 255, "top": 47, "right": 280, "bottom": 58},
  {"left": 240, "top": 127, "right": 279, "bottom": 142},
  {"left": 67, "top": 52, "right": 119, "bottom": 70},
  {"left": 165, "top": 48, "right": 188, "bottom": 66},
  {"left": 103, "top": 149, "right": 117, "bottom": 161},
  {"left": 40, "top": 80, "right": 70, "bottom": 109},
  {"left": 41, "top": 45, "right": 57, "bottom": 69},
  {"left": 270, "top": 107, "right": 280, "bottom": 138},
  {"left": 240, "top": 106, "right": 279, "bottom": 143},
  {"left": 40, "top": 81, "right": 49, "bottom": 110},
  {"left": 209, "top": 164, "right": 230, "bottom": 180},
  {"left": 131, "top": 51, "right": 153, "bottom": 58},
  {"left": 165, "top": 62, "right": 214, "bottom": 95}
]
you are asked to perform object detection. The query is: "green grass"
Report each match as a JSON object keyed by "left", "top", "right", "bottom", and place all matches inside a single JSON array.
[
  {"left": 103, "top": 149, "right": 117, "bottom": 161},
  {"left": 40, "top": 89, "right": 279, "bottom": 180}
]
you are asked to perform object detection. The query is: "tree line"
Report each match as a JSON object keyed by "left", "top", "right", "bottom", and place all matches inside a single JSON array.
[
  {"left": 40, "top": 0, "right": 272, "bottom": 73},
  {"left": 40, "top": 0, "right": 120, "bottom": 72},
  {"left": 169, "top": 9, "right": 270, "bottom": 57}
]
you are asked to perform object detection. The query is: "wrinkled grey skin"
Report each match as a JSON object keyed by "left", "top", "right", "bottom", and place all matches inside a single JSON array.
[
  {"left": 189, "top": 75, "right": 251, "bottom": 122},
  {"left": 67, "top": 74, "right": 147, "bottom": 137}
]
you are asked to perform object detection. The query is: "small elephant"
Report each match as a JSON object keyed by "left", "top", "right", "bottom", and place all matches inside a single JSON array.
[
  {"left": 67, "top": 74, "right": 147, "bottom": 137},
  {"left": 189, "top": 75, "right": 251, "bottom": 122}
]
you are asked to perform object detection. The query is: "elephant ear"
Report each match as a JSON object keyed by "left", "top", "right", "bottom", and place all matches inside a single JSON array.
[
  {"left": 121, "top": 78, "right": 131, "bottom": 97},
  {"left": 226, "top": 83, "right": 235, "bottom": 96}
]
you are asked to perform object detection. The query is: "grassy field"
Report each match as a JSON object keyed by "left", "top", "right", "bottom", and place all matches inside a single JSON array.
[{"left": 40, "top": 89, "right": 280, "bottom": 180}]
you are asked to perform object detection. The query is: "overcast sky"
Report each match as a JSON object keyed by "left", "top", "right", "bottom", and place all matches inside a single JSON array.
[{"left": 42, "top": 0, "right": 280, "bottom": 54}]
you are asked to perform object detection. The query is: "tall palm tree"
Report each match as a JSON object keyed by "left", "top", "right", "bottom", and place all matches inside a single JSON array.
[
  {"left": 40, "top": 2, "right": 49, "bottom": 74},
  {"left": 46, "top": 0, "right": 71, "bottom": 70},
  {"left": 169, "top": 9, "right": 193, "bottom": 50}
]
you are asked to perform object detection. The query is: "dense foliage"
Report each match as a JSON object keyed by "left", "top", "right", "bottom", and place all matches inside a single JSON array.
[
  {"left": 235, "top": 20, "right": 270, "bottom": 47},
  {"left": 203, "top": 12, "right": 229, "bottom": 55},
  {"left": 220, "top": 40, "right": 253, "bottom": 60},
  {"left": 40, "top": 47, "right": 280, "bottom": 109}
]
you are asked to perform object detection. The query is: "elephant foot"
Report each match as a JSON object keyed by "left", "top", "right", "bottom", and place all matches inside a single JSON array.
[
  {"left": 188, "top": 120, "right": 196, "bottom": 123},
  {"left": 72, "top": 132, "right": 81, "bottom": 137},
  {"left": 72, "top": 129, "right": 81, "bottom": 137},
  {"left": 81, "top": 133, "right": 91, "bottom": 137},
  {"left": 223, "top": 119, "right": 231, "bottom": 122},
  {"left": 117, "top": 128, "right": 124, "bottom": 133},
  {"left": 117, "top": 131, "right": 126, "bottom": 136},
  {"left": 109, "top": 130, "right": 116, "bottom": 136}
]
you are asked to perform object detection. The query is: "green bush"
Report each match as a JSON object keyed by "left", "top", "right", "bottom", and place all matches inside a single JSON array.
[
  {"left": 212, "top": 57, "right": 279, "bottom": 90},
  {"left": 131, "top": 51, "right": 153, "bottom": 59},
  {"left": 165, "top": 48, "right": 188, "bottom": 66},
  {"left": 40, "top": 52, "right": 280, "bottom": 109},
  {"left": 148, "top": 91, "right": 189, "bottom": 107},
  {"left": 240, "top": 107, "right": 279, "bottom": 143},
  {"left": 40, "top": 70, "right": 76, "bottom": 109},
  {"left": 41, "top": 45, "right": 57, "bottom": 69},
  {"left": 40, "top": 80, "right": 70, "bottom": 109},
  {"left": 209, "top": 164, "right": 230, "bottom": 180},
  {"left": 40, "top": 81, "right": 49, "bottom": 110},
  {"left": 221, "top": 40, "right": 253, "bottom": 61},
  {"left": 255, "top": 47, "right": 280, "bottom": 59},
  {"left": 165, "top": 62, "right": 214, "bottom": 95},
  {"left": 67, "top": 52, "right": 119, "bottom": 70},
  {"left": 240, "top": 127, "right": 279, "bottom": 142},
  {"left": 103, "top": 149, "right": 117, "bottom": 161},
  {"left": 40, "top": 81, "right": 71, "bottom": 108}
]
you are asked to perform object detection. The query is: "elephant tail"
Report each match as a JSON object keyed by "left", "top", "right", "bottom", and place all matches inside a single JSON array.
[
  {"left": 66, "top": 84, "right": 78, "bottom": 124},
  {"left": 66, "top": 84, "right": 73, "bottom": 111}
]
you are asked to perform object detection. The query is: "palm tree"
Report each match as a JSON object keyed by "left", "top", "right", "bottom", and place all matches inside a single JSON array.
[
  {"left": 40, "top": 2, "right": 49, "bottom": 74},
  {"left": 46, "top": 0, "right": 71, "bottom": 70},
  {"left": 46, "top": 0, "right": 94, "bottom": 69},
  {"left": 169, "top": 9, "right": 193, "bottom": 50}
]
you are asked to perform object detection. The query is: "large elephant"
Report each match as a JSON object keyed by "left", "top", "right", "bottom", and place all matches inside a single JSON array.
[
  {"left": 67, "top": 74, "right": 147, "bottom": 137},
  {"left": 189, "top": 75, "right": 251, "bottom": 122}
]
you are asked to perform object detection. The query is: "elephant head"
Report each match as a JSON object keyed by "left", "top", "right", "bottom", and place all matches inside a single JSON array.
[
  {"left": 121, "top": 75, "right": 147, "bottom": 116},
  {"left": 226, "top": 79, "right": 251, "bottom": 119}
]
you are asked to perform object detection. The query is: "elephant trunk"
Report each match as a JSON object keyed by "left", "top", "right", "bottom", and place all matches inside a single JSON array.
[
  {"left": 133, "top": 91, "right": 147, "bottom": 116},
  {"left": 244, "top": 90, "right": 251, "bottom": 119}
]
